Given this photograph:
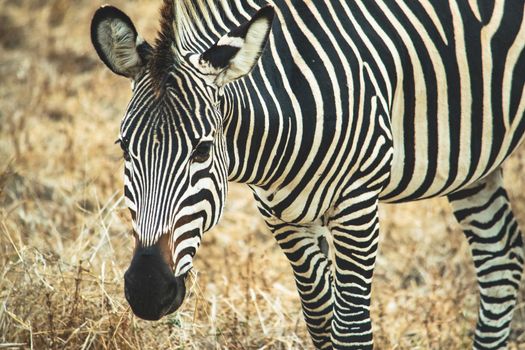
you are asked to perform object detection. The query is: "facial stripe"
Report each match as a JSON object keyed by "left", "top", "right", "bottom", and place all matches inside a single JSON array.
[{"left": 121, "top": 66, "right": 228, "bottom": 274}]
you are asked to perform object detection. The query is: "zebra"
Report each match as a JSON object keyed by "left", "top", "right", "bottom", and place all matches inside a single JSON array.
[{"left": 90, "top": 0, "right": 525, "bottom": 348}]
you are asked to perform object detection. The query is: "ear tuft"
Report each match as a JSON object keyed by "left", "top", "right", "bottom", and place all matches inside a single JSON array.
[
  {"left": 197, "top": 5, "right": 275, "bottom": 86},
  {"left": 91, "top": 5, "right": 151, "bottom": 78}
]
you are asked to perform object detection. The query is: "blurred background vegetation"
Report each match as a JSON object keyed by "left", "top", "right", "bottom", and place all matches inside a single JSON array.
[{"left": 0, "top": 0, "right": 524, "bottom": 349}]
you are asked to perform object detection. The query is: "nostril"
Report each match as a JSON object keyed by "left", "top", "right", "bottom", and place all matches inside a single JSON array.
[{"left": 123, "top": 245, "right": 183, "bottom": 320}]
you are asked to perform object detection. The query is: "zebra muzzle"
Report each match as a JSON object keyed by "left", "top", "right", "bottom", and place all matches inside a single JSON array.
[{"left": 124, "top": 237, "right": 186, "bottom": 320}]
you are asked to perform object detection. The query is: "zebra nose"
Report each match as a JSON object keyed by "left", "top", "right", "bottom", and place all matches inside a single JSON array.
[{"left": 124, "top": 241, "right": 186, "bottom": 320}]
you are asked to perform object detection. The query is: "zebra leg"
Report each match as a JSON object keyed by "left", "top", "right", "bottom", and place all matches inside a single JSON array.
[
  {"left": 448, "top": 169, "right": 524, "bottom": 349},
  {"left": 266, "top": 220, "right": 334, "bottom": 349},
  {"left": 326, "top": 192, "right": 381, "bottom": 349}
]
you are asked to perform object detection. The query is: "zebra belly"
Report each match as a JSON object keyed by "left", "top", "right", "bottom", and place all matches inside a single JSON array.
[
  {"left": 379, "top": 85, "right": 525, "bottom": 203},
  {"left": 379, "top": 132, "right": 525, "bottom": 204}
]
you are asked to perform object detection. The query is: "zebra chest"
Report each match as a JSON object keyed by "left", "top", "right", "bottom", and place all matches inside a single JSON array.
[
  {"left": 250, "top": 124, "right": 395, "bottom": 225},
  {"left": 251, "top": 178, "right": 338, "bottom": 224}
]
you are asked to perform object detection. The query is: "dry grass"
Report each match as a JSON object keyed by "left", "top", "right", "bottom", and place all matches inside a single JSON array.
[{"left": 0, "top": 0, "right": 524, "bottom": 349}]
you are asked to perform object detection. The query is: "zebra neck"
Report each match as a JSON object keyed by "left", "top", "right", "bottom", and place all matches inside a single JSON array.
[{"left": 222, "top": 72, "right": 293, "bottom": 189}]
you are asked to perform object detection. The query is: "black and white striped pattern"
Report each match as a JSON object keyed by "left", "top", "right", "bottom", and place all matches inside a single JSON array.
[
  {"left": 449, "top": 170, "right": 523, "bottom": 349},
  {"left": 120, "top": 69, "right": 229, "bottom": 276},
  {"left": 94, "top": 1, "right": 525, "bottom": 349}
]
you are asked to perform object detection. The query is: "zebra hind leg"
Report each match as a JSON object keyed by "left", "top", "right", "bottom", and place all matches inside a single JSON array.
[{"left": 448, "top": 169, "right": 524, "bottom": 349}]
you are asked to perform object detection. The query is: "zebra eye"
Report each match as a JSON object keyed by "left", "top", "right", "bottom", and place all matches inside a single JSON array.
[
  {"left": 116, "top": 139, "right": 131, "bottom": 162},
  {"left": 192, "top": 141, "right": 212, "bottom": 163},
  {"left": 123, "top": 150, "right": 131, "bottom": 162}
]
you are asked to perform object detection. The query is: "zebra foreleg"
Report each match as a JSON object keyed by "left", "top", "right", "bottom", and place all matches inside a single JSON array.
[
  {"left": 317, "top": 230, "right": 331, "bottom": 258},
  {"left": 266, "top": 220, "right": 334, "bottom": 349},
  {"left": 326, "top": 192, "right": 381, "bottom": 350},
  {"left": 448, "top": 169, "right": 524, "bottom": 349}
]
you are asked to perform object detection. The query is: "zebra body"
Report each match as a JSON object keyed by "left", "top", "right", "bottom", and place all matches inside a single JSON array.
[
  {"left": 227, "top": 0, "right": 525, "bottom": 211},
  {"left": 91, "top": 0, "right": 525, "bottom": 349}
]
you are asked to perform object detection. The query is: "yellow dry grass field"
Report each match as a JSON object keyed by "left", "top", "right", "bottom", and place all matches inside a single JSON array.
[{"left": 1, "top": 1, "right": 525, "bottom": 349}]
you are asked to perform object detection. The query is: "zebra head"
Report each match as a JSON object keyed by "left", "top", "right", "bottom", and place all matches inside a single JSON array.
[{"left": 90, "top": 2, "right": 274, "bottom": 320}]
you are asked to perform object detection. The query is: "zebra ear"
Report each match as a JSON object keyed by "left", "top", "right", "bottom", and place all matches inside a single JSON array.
[
  {"left": 198, "top": 6, "right": 275, "bottom": 86},
  {"left": 91, "top": 5, "right": 152, "bottom": 78}
]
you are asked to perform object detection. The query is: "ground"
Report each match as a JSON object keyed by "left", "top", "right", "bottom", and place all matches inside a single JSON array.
[{"left": 1, "top": 0, "right": 525, "bottom": 349}]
